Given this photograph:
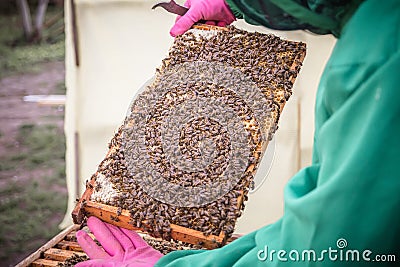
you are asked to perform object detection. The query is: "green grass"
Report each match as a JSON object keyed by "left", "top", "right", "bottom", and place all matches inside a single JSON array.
[
  {"left": 0, "top": 9, "right": 65, "bottom": 78},
  {"left": 0, "top": 124, "right": 66, "bottom": 171},
  {"left": 0, "top": 125, "right": 67, "bottom": 265},
  {"left": 18, "top": 124, "right": 66, "bottom": 169},
  {"left": 16, "top": 123, "right": 66, "bottom": 177},
  {"left": 0, "top": 180, "right": 67, "bottom": 254}
]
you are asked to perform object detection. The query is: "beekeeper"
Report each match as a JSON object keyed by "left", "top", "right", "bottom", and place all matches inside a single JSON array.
[{"left": 75, "top": 0, "right": 400, "bottom": 266}]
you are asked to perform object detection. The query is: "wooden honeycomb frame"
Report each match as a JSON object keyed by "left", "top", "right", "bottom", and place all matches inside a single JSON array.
[
  {"left": 73, "top": 177, "right": 231, "bottom": 248},
  {"left": 72, "top": 24, "right": 306, "bottom": 249}
]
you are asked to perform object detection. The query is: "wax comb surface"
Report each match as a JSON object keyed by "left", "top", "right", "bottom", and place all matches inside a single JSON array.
[{"left": 73, "top": 25, "right": 306, "bottom": 248}]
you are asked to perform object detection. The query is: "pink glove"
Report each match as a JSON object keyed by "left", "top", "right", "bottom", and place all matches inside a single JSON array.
[
  {"left": 76, "top": 217, "right": 163, "bottom": 267},
  {"left": 170, "top": 0, "right": 236, "bottom": 37}
]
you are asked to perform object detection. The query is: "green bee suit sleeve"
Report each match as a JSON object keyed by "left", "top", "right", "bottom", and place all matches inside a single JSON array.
[
  {"left": 225, "top": 0, "right": 363, "bottom": 37},
  {"left": 155, "top": 0, "right": 400, "bottom": 266}
]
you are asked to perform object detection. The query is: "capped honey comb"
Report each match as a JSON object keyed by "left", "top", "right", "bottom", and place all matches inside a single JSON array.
[{"left": 73, "top": 25, "right": 306, "bottom": 248}]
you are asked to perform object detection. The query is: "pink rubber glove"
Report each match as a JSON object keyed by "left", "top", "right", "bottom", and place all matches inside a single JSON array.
[
  {"left": 170, "top": 0, "right": 236, "bottom": 37},
  {"left": 76, "top": 217, "right": 163, "bottom": 267}
]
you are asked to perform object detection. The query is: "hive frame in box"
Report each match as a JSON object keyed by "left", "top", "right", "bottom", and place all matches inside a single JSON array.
[
  {"left": 15, "top": 224, "right": 86, "bottom": 267},
  {"left": 72, "top": 24, "right": 306, "bottom": 249},
  {"left": 16, "top": 223, "right": 242, "bottom": 267}
]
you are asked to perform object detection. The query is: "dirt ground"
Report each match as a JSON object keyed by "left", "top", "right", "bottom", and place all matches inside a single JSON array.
[{"left": 0, "top": 61, "right": 65, "bottom": 184}]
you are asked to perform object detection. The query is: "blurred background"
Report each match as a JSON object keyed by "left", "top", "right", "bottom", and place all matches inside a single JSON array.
[
  {"left": 0, "top": 1, "right": 66, "bottom": 266},
  {"left": 0, "top": 0, "right": 335, "bottom": 266}
]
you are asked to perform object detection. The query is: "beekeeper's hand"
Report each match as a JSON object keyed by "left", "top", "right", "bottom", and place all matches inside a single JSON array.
[
  {"left": 170, "top": 0, "right": 236, "bottom": 37},
  {"left": 76, "top": 216, "right": 163, "bottom": 267}
]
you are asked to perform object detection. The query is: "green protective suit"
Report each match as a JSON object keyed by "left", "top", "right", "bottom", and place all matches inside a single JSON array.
[{"left": 155, "top": 0, "right": 400, "bottom": 265}]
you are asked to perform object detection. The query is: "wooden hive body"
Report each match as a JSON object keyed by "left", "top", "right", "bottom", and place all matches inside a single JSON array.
[{"left": 16, "top": 224, "right": 224, "bottom": 266}]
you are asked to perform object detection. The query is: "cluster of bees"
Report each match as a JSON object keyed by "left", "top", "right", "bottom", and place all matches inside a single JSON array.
[
  {"left": 57, "top": 236, "right": 204, "bottom": 267},
  {"left": 142, "top": 235, "right": 203, "bottom": 255},
  {"left": 57, "top": 254, "right": 89, "bottom": 267},
  {"left": 57, "top": 234, "right": 199, "bottom": 266},
  {"left": 89, "top": 26, "right": 305, "bottom": 244}
]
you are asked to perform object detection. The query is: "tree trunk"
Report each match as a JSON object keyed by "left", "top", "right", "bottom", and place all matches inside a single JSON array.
[
  {"left": 16, "top": 0, "right": 33, "bottom": 41},
  {"left": 35, "top": 0, "right": 49, "bottom": 40}
]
